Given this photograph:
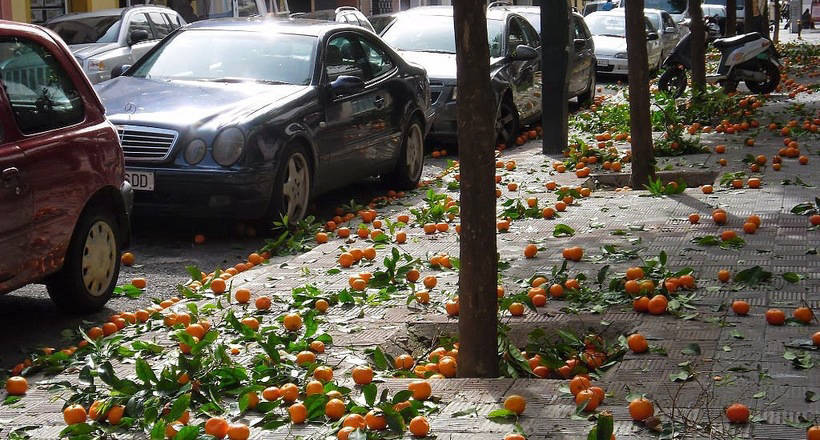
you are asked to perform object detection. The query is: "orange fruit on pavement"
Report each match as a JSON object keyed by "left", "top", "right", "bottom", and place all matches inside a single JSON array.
[
  {"left": 337, "top": 427, "right": 355, "bottom": 440},
  {"left": 627, "top": 334, "right": 648, "bottom": 353},
  {"left": 532, "top": 294, "right": 547, "bottom": 307},
  {"left": 408, "top": 380, "right": 432, "bottom": 400},
  {"left": 504, "top": 395, "right": 526, "bottom": 414},
  {"left": 342, "top": 413, "right": 366, "bottom": 429},
  {"left": 363, "top": 247, "right": 377, "bottom": 260},
  {"left": 352, "top": 366, "right": 374, "bottom": 385},
  {"left": 811, "top": 215, "right": 820, "bottom": 226},
  {"left": 240, "top": 317, "right": 259, "bottom": 331},
  {"left": 88, "top": 400, "right": 106, "bottom": 420},
  {"left": 185, "top": 323, "right": 206, "bottom": 339},
  {"left": 338, "top": 253, "right": 354, "bottom": 267},
  {"left": 310, "top": 340, "right": 326, "bottom": 354},
  {"left": 508, "top": 302, "right": 525, "bottom": 316},
  {"left": 395, "top": 354, "right": 414, "bottom": 370},
  {"left": 365, "top": 410, "right": 387, "bottom": 430},
  {"left": 288, "top": 402, "right": 307, "bottom": 425},
  {"left": 628, "top": 397, "right": 654, "bottom": 421},
  {"left": 721, "top": 230, "right": 737, "bottom": 241},
  {"left": 794, "top": 307, "right": 814, "bottom": 324},
  {"left": 107, "top": 405, "right": 125, "bottom": 425},
  {"left": 305, "top": 380, "right": 324, "bottom": 396},
  {"left": 262, "top": 387, "right": 280, "bottom": 401},
  {"left": 255, "top": 296, "right": 271, "bottom": 310},
  {"left": 725, "top": 403, "right": 750, "bottom": 424},
  {"left": 226, "top": 423, "right": 250, "bottom": 440},
  {"left": 678, "top": 274, "right": 695, "bottom": 289},
  {"left": 718, "top": 270, "right": 731, "bottom": 282},
  {"left": 205, "top": 418, "right": 230, "bottom": 438},
  {"left": 437, "top": 356, "right": 457, "bottom": 377},
  {"left": 121, "top": 252, "right": 135, "bottom": 266},
  {"left": 562, "top": 246, "right": 583, "bottom": 261},
  {"left": 210, "top": 278, "right": 226, "bottom": 293},
  {"left": 408, "top": 416, "right": 430, "bottom": 437},
  {"left": 315, "top": 299, "right": 329, "bottom": 312},
  {"left": 807, "top": 426, "right": 820, "bottom": 440},
  {"left": 626, "top": 267, "right": 644, "bottom": 280},
  {"left": 523, "top": 244, "right": 538, "bottom": 258},
  {"left": 569, "top": 375, "right": 591, "bottom": 395},
  {"left": 625, "top": 280, "right": 640, "bottom": 295},
  {"left": 280, "top": 383, "right": 299, "bottom": 402},
  {"left": 731, "top": 300, "right": 750, "bottom": 316},
  {"left": 549, "top": 284, "right": 564, "bottom": 298},
  {"left": 244, "top": 392, "right": 259, "bottom": 410},
  {"left": 712, "top": 211, "right": 727, "bottom": 225},
  {"left": 325, "top": 398, "right": 346, "bottom": 420},
  {"left": 296, "top": 350, "right": 316, "bottom": 365},
  {"left": 406, "top": 269, "right": 420, "bottom": 282},
  {"left": 423, "top": 276, "right": 437, "bottom": 289},
  {"left": 575, "top": 388, "right": 599, "bottom": 411},
  {"left": 504, "top": 434, "right": 526, "bottom": 440},
  {"left": 131, "top": 278, "right": 147, "bottom": 289},
  {"left": 102, "top": 322, "right": 117, "bottom": 336},
  {"left": 87, "top": 326, "right": 103, "bottom": 339},
  {"left": 63, "top": 404, "right": 87, "bottom": 425},
  {"left": 5, "top": 376, "right": 27, "bottom": 395},
  {"left": 765, "top": 309, "right": 786, "bottom": 325},
  {"left": 812, "top": 332, "right": 820, "bottom": 347},
  {"left": 445, "top": 301, "right": 459, "bottom": 317},
  {"left": 647, "top": 295, "right": 668, "bottom": 315},
  {"left": 702, "top": 185, "right": 713, "bottom": 194},
  {"left": 283, "top": 313, "right": 303, "bottom": 331},
  {"left": 316, "top": 232, "right": 328, "bottom": 243},
  {"left": 633, "top": 296, "right": 649, "bottom": 312},
  {"left": 314, "top": 365, "right": 333, "bottom": 382}
]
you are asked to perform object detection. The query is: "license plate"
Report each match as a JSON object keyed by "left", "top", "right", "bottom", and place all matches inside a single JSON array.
[
  {"left": 597, "top": 59, "right": 609, "bottom": 66},
  {"left": 125, "top": 170, "right": 154, "bottom": 191}
]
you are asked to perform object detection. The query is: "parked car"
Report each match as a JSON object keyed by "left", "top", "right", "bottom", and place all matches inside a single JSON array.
[
  {"left": 132, "top": 0, "right": 272, "bottom": 22},
  {"left": 96, "top": 17, "right": 430, "bottom": 222},
  {"left": 380, "top": 6, "right": 546, "bottom": 146},
  {"left": 702, "top": 4, "right": 727, "bottom": 35},
  {"left": 704, "top": 0, "right": 744, "bottom": 31},
  {"left": 0, "top": 20, "right": 132, "bottom": 312},
  {"left": 586, "top": 9, "right": 663, "bottom": 74},
  {"left": 644, "top": 8, "right": 681, "bottom": 61},
  {"left": 583, "top": 1, "right": 621, "bottom": 16},
  {"left": 487, "top": 3, "right": 597, "bottom": 107},
  {"left": 620, "top": 0, "right": 691, "bottom": 34},
  {"left": 290, "top": 7, "right": 375, "bottom": 33},
  {"left": 370, "top": 12, "right": 399, "bottom": 34},
  {"left": 46, "top": 6, "right": 185, "bottom": 84}
]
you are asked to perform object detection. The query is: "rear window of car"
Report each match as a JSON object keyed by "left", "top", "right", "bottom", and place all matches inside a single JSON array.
[{"left": 47, "top": 14, "right": 121, "bottom": 44}]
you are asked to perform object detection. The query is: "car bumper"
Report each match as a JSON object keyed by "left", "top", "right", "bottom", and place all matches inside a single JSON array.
[
  {"left": 595, "top": 56, "right": 629, "bottom": 74},
  {"left": 127, "top": 166, "right": 276, "bottom": 219}
]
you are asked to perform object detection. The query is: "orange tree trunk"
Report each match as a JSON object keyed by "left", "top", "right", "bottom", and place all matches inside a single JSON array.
[
  {"left": 625, "top": 0, "right": 655, "bottom": 188},
  {"left": 540, "top": 0, "right": 571, "bottom": 153},
  {"left": 453, "top": 0, "right": 499, "bottom": 378},
  {"left": 689, "top": 0, "right": 706, "bottom": 93}
]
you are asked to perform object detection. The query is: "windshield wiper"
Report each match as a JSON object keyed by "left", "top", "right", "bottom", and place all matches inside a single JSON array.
[
  {"left": 597, "top": 34, "right": 625, "bottom": 38},
  {"left": 202, "top": 77, "right": 290, "bottom": 85},
  {"left": 412, "top": 49, "right": 455, "bottom": 54}
]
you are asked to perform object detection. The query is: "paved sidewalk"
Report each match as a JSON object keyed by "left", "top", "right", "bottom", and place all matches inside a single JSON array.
[{"left": 1, "top": 42, "right": 818, "bottom": 440}]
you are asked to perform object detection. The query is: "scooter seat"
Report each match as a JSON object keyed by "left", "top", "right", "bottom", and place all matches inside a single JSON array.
[{"left": 713, "top": 32, "right": 762, "bottom": 50}]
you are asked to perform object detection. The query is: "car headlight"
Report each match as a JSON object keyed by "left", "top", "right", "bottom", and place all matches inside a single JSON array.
[
  {"left": 87, "top": 58, "right": 105, "bottom": 72},
  {"left": 184, "top": 139, "right": 207, "bottom": 165},
  {"left": 450, "top": 86, "right": 457, "bottom": 101},
  {"left": 614, "top": 53, "right": 628, "bottom": 59},
  {"left": 212, "top": 127, "right": 244, "bottom": 167}
]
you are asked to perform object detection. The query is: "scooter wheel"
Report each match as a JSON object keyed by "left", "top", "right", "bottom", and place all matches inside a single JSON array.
[
  {"left": 659, "top": 68, "right": 688, "bottom": 98},
  {"left": 744, "top": 60, "right": 780, "bottom": 95}
]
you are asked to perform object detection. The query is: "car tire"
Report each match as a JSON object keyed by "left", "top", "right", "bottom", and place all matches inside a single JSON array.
[
  {"left": 383, "top": 117, "right": 424, "bottom": 190},
  {"left": 495, "top": 97, "right": 519, "bottom": 148},
  {"left": 578, "top": 70, "right": 596, "bottom": 107},
  {"left": 47, "top": 206, "right": 121, "bottom": 313},
  {"left": 268, "top": 143, "right": 312, "bottom": 224}
]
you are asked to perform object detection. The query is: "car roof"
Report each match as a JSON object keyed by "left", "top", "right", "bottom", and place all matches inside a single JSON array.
[
  {"left": 47, "top": 6, "right": 173, "bottom": 23},
  {"left": 183, "top": 16, "right": 362, "bottom": 37},
  {"left": 588, "top": 9, "right": 626, "bottom": 16},
  {"left": 394, "top": 6, "right": 511, "bottom": 21}
]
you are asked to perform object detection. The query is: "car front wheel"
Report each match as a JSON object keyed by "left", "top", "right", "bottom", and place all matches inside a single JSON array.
[
  {"left": 47, "top": 206, "right": 121, "bottom": 312},
  {"left": 269, "top": 145, "right": 311, "bottom": 223},
  {"left": 384, "top": 118, "right": 424, "bottom": 189}
]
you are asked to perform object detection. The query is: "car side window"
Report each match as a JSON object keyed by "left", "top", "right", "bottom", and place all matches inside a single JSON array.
[
  {"left": 0, "top": 37, "right": 84, "bottom": 135},
  {"left": 357, "top": 37, "right": 395, "bottom": 80},
  {"left": 128, "top": 13, "right": 154, "bottom": 41},
  {"left": 644, "top": 17, "right": 656, "bottom": 34},
  {"left": 237, "top": 0, "right": 260, "bottom": 17},
  {"left": 663, "top": 14, "right": 676, "bottom": 30},
  {"left": 572, "top": 17, "right": 586, "bottom": 39},
  {"left": 507, "top": 17, "right": 527, "bottom": 51},
  {"left": 148, "top": 12, "right": 172, "bottom": 39},
  {"left": 325, "top": 34, "right": 366, "bottom": 82},
  {"left": 164, "top": 13, "right": 182, "bottom": 30},
  {"left": 519, "top": 18, "right": 540, "bottom": 47}
]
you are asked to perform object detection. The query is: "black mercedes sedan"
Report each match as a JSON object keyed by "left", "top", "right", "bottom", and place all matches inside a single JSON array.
[
  {"left": 380, "top": 6, "right": 542, "bottom": 147},
  {"left": 96, "top": 17, "right": 431, "bottom": 221}
]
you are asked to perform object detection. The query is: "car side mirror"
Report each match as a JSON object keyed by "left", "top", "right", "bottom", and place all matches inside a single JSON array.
[
  {"left": 647, "top": 32, "right": 660, "bottom": 41},
  {"left": 129, "top": 29, "right": 150, "bottom": 45},
  {"left": 111, "top": 64, "right": 132, "bottom": 78},
  {"left": 330, "top": 75, "right": 365, "bottom": 95},
  {"left": 664, "top": 26, "right": 677, "bottom": 34},
  {"left": 573, "top": 38, "right": 586, "bottom": 50},
  {"left": 509, "top": 44, "right": 537, "bottom": 61}
]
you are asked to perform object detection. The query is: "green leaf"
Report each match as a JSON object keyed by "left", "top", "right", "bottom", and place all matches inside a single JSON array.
[
  {"left": 782, "top": 272, "right": 804, "bottom": 283},
  {"left": 681, "top": 343, "right": 701, "bottom": 356},
  {"left": 593, "top": 412, "right": 614, "bottom": 440},
  {"left": 733, "top": 266, "right": 772, "bottom": 286},
  {"left": 135, "top": 358, "right": 157, "bottom": 384},
  {"left": 391, "top": 390, "right": 413, "bottom": 404},
  {"left": 3, "top": 396, "right": 22, "bottom": 406},
  {"left": 150, "top": 420, "right": 166, "bottom": 440},
  {"left": 553, "top": 223, "right": 575, "bottom": 237},
  {"left": 174, "top": 425, "right": 201, "bottom": 440},
  {"left": 370, "top": 347, "right": 390, "bottom": 371},
  {"left": 806, "top": 390, "right": 818, "bottom": 402},
  {"left": 164, "top": 393, "right": 191, "bottom": 422},
  {"left": 362, "top": 383, "right": 377, "bottom": 406},
  {"left": 487, "top": 408, "right": 518, "bottom": 421}
]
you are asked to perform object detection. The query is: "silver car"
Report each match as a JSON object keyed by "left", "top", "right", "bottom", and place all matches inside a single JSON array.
[
  {"left": 586, "top": 9, "right": 664, "bottom": 75},
  {"left": 644, "top": 8, "right": 681, "bottom": 62},
  {"left": 46, "top": 6, "right": 185, "bottom": 84}
]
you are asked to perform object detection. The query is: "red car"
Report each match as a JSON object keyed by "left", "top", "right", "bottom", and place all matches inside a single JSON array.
[{"left": 0, "top": 20, "right": 132, "bottom": 312}]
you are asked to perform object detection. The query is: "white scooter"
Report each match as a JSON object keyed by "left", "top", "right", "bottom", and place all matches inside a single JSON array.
[{"left": 659, "top": 17, "right": 781, "bottom": 97}]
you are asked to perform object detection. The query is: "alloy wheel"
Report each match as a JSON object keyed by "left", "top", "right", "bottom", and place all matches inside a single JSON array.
[
  {"left": 81, "top": 220, "right": 116, "bottom": 297},
  {"left": 405, "top": 123, "right": 423, "bottom": 181},
  {"left": 282, "top": 153, "right": 310, "bottom": 221}
]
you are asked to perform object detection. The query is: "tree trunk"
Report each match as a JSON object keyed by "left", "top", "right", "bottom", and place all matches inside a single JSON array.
[
  {"left": 745, "top": 0, "right": 753, "bottom": 32},
  {"left": 689, "top": 0, "right": 706, "bottom": 94},
  {"left": 625, "top": 0, "right": 655, "bottom": 188},
  {"left": 727, "top": 0, "right": 737, "bottom": 36},
  {"left": 453, "top": 0, "right": 499, "bottom": 378},
  {"left": 773, "top": 0, "right": 780, "bottom": 42},
  {"left": 540, "top": 0, "right": 570, "bottom": 154}
]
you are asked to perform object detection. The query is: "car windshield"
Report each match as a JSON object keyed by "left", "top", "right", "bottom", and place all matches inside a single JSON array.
[
  {"left": 586, "top": 14, "right": 626, "bottom": 37},
  {"left": 644, "top": 0, "right": 686, "bottom": 14},
  {"left": 131, "top": 30, "right": 316, "bottom": 85},
  {"left": 519, "top": 12, "right": 540, "bottom": 34},
  {"left": 382, "top": 15, "right": 506, "bottom": 58},
  {"left": 47, "top": 15, "right": 121, "bottom": 44},
  {"left": 702, "top": 6, "right": 726, "bottom": 17}
]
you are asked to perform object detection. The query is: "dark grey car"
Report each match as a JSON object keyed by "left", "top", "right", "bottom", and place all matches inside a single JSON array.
[
  {"left": 381, "top": 6, "right": 543, "bottom": 147},
  {"left": 95, "top": 18, "right": 431, "bottom": 221}
]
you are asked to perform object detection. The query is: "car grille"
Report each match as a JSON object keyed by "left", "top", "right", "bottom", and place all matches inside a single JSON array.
[{"left": 116, "top": 125, "right": 178, "bottom": 162}]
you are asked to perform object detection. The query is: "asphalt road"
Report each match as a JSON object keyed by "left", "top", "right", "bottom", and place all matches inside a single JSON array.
[{"left": 0, "top": 78, "right": 620, "bottom": 369}]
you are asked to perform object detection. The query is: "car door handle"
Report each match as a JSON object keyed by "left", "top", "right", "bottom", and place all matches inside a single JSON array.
[
  {"left": 374, "top": 96, "right": 385, "bottom": 108},
  {"left": 2, "top": 167, "right": 19, "bottom": 182}
]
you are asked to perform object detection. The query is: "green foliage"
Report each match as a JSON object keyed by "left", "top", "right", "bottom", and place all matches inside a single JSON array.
[
  {"left": 643, "top": 177, "right": 687, "bottom": 196},
  {"left": 261, "top": 215, "right": 321, "bottom": 256}
]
